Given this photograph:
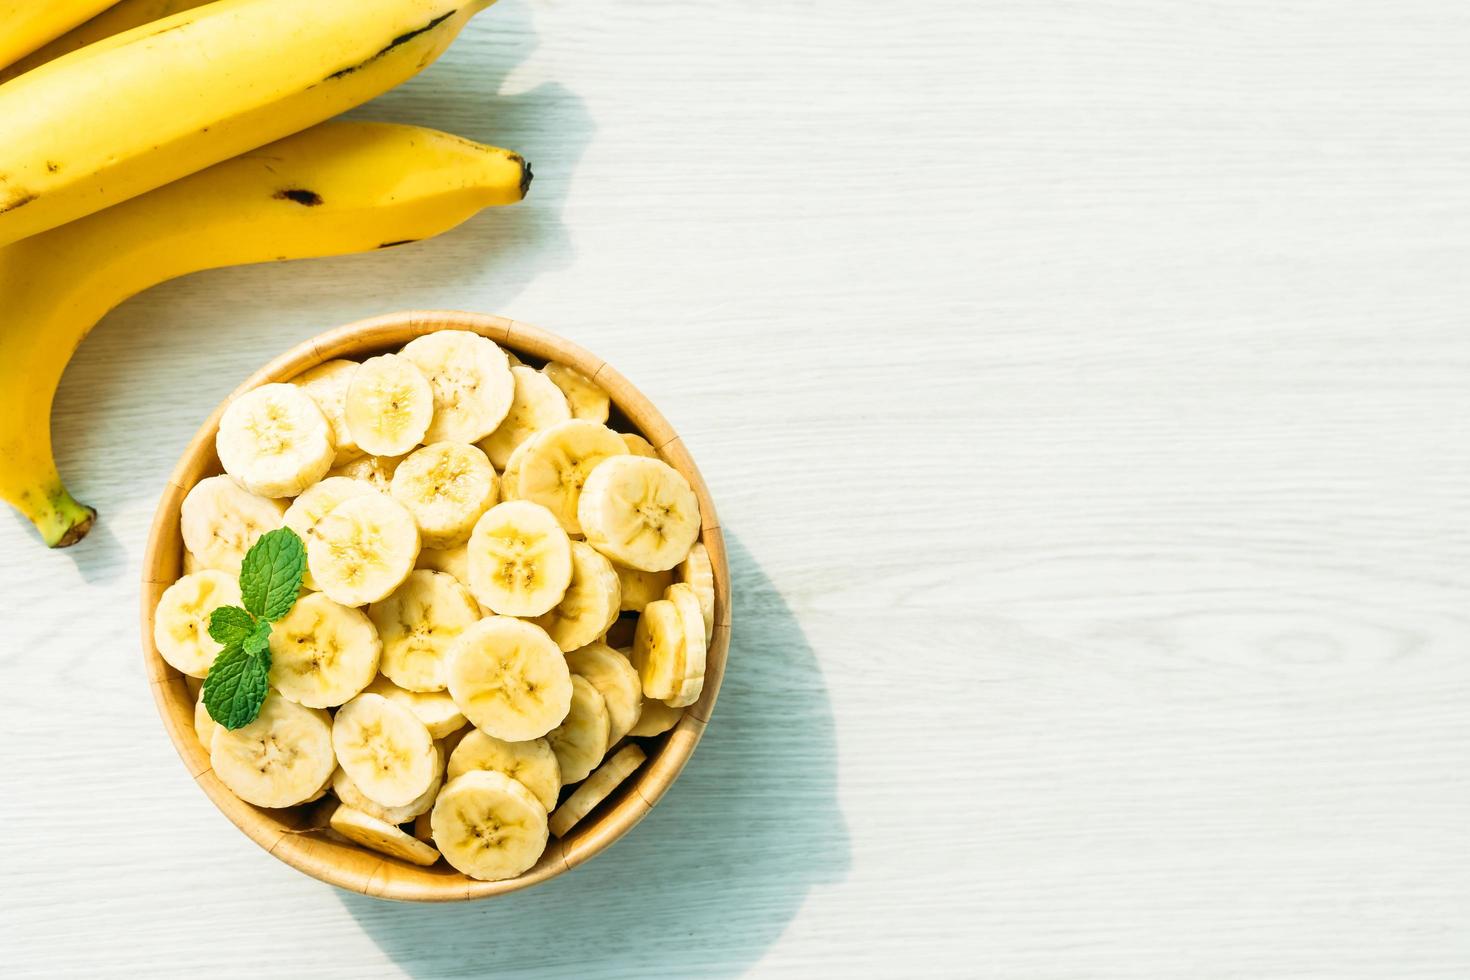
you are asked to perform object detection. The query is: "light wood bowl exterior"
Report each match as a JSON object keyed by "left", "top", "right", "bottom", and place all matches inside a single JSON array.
[{"left": 140, "top": 310, "right": 730, "bottom": 902}]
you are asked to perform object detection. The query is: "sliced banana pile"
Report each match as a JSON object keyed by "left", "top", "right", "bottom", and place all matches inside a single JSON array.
[{"left": 159, "top": 330, "right": 718, "bottom": 883}]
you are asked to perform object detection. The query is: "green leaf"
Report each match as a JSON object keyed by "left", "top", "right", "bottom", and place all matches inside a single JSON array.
[
  {"left": 239, "top": 527, "right": 306, "bottom": 622},
  {"left": 207, "top": 606, "right": 256, "bottom": 648},
  {"left": 202, "top": 644, "right": 271, "bottom": 730},
  {"left": 243, "top": 619, "right": 273, "bottom": 659}
]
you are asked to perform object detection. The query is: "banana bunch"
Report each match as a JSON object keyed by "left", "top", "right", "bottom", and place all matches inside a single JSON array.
[{"left": 158, "top": 332, "right": 717, "bottom": 880}]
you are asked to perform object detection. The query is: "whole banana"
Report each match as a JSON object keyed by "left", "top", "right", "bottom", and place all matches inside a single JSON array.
[
  {"left": 0, "top": 1, "right": 120, "bottom": 71},
  {"left": 0, "top": 121, "right": 530, "bottom": 547},
  {"left": 0, "top": 0, "right": 496, "bottom": 247},
  {"left": 0, "top": 0, "right": 214, "bottom": 83}
]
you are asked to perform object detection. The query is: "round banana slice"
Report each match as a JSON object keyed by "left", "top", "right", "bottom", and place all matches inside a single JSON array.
[
  {"left": 514, "top": 420, "right": 627, "bottom": 535},
  {"left": 478, "top": 365, "right": 572, "bottom": 469},
  {"left": 330, "top": 805, "right": 441, "bottom": 867},
  {"left": 153, "top": 569, "right": 242, "bottom": 677},
  {"left": 579, "top": 456, "right": 700, "bottom": 572},
  {"left": 364, "top": 675, "right": 467, "bottom": 739},
  {"left": 660, "top": 583, "right": 708, "bottom": 708},
  {"left": 465, "top": 500, "right": 573, "bottom": 617},
  {"left": 676, "top": 542, "right": 716, "bottom": 641},
  {"left": 194, "top": 685, "right": 222, "bottom": 751},
  {"left": 541, "top": 362, "right": 610, "bottom": 423},
  {"left": 565, "top": 642, "right": 643, "bottom": 745},
  {"left": 548, "top": 744, "right": 647, "bottom": 838},
  {"left": 367, "top": 569, "right": 481, "bottom": 692},
  {"left": 620, "top": 432, "right": 659, "bottom": 458},
  {"left": 531, "top": 541, "right": 621, "bottom": 652},
  {"left": 210, "top": 694, "right": 336, "bottom": 809},
  {"left": 447, "top": 617, "right": 573, "bottom": 741},
  {"left": 215, "top": 383, "right": 335, "bottom": 498},
  {"left": 326, "top": 453, "right": 405, "bottom": 493},
  {"left": 431, "top": 770, "right": 549, "bottom": 881},
  {"left": 390, "top": 442, "right": 499, "bottom": 549},
  {"left": 307, "top": 493, "right": 420, "bottom": 607},
  {"left": 631, "top": 599, "right": 689, "bottom": 704},
  {"left": 629, "top": 697, "right": 685, "bottom": 738},
  {"left": 615, "top": 564, "right": 673, "bottom": 614},
  {"left": 344, "top": 353, "right": 434, "bottom": 456},
  {"left": 332, "top": 749, "right": 442, "bottom": 824},
  {"left": 548, "top": 675, "right": 610, "bottom": 785},
  {"left": 180, "top": 475, "right": 286, "bottom": 576},
  {"left": 445, "top": 729, "right": 560, "bottom": 811},
  {"left": 292, "top": 359, "right": 363, "bottom": 466},
  {"left": 332, "top": 693, "right": 439, "bottom": 809},
  {"left": 281, "top": 477, "right": 381, "bottom": 590},
  {"left": 400, "top": 330, "right": 515, "bottom": 444},
  {"left": 267, "top": 592, "right": 381, "bottom": 708}
]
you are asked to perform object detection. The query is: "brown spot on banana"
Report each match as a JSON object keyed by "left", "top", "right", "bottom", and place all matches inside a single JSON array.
[
  {"left": 274, "top": 189, "right": 323, "bottom": 206},
  {"left": 0, "top": 191, "right": 36, "bottom": 213},
  {"left": 325, "top": 10, "right": 456, "bottom": 82},
  {"left": 378, "top": 240, "right": 419, "bottom": 249}
]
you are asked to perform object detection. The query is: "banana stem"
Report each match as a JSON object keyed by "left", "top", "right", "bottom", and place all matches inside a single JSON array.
[{"left": 23, "top": 482, "right": 97, "bottom": 547}]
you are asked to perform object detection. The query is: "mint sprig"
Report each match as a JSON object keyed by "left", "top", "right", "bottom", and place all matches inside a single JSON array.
[{"left": 202, "top": 527, "right": 306, "bottom": 730}]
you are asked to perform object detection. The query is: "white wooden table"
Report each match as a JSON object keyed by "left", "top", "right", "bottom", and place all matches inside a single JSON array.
[{"left": 6, "top": 1, "right": 1470, "bottom": 976}]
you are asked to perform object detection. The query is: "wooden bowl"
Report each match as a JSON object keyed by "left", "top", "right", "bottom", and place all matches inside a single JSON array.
[{"left": 140, "top": 310, "right": 730, "bottom": 902}]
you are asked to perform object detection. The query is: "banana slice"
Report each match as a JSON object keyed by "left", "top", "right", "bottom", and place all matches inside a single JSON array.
[
  {"left": 447, "top": 617, "right": 572, "bottom": 741},
  {"left": 281, "top": 477, "right": 380, "bottom": 590},
  {"left": 267, "top": 592, "right": 381, "bottom": 708},
  {"left": 326, "top": 453, "right": 405, "bottom": 493},
  {"left": 548, "top": 744, "right": 647, "bottom": 838},
  {"left": 505, "top": 350, "right": 523, "bottom": 368},
  {"left": 531, "top": 541, "right": 621, "bottom": 652},
  {"left": 498, "top": 438, "right": 530, "bottom": 500},
  {"left": 293, "top": 358, "right": 364, "bottom": 465},
  {"left": 364, "top": 675, "right": 468, "bottom": 739},
  {"left": 215, "top": 383, "right": 335, "bottom": 498},
  {"left": 412, "top": 810, "right": 435, "bottom": 845},
  {"left": 632, "top": 599, "right": 693, "bottom": 705},
  {"left": 514, "top": 420, "right": 628, "bottom": 535},
  {"left": 465, "top": 500, "right": 573, "bottom": 617},
  {"left": 332, "top": 693, "right": 439, "bottom": 809},
  {"left": 629, "top": 697, "right": 685, "bottom": 738},
  {"left": 547, "top": 675, "right": 610, "bottom": 785},
  {"left": 620, "top": 432, "right": 659, "bottom": 459},
  {"left": 541, "top": 362, "right": 610, "bottom": 423},
  {"left": 445, "top": 730, "right": 560, "bottom": 811},
  {"left": 615, "top": 564, "right": 673, "bottom": 614},
  {"left": 367, "top": 570, "right": 481, "bottom": 692},
  {"left": 415, "top": 544, "right": 492, "bottom": 615},
  {"left": 182, "top": 550, "right": 202, "bottom": 576},
  {"left": 400, "top": 330, "right": 515, "bottom": 444},
  {"left": 431, "top": 770, "right": 549, "bottom": 881},
  {"left": 660, "top": 583, "right": 708, "bottom": 707},
  {"left": 344, "top": 353, "right": 434, "bottom": 456},
  {"left": 179, "top": 475, "right": 286, "bottom": 576},
  {"left": 565, "top": 642, "right": 643, "bottom": 744},
  {"left": 330, "top": 805, "right": 441, "bottom": 867},
  {"left": 579, "top": 456, "right": 700, "bottom": 572},
  {"left": 210, "top": 694, "right": 336, "bottom": 809},
  {"left": 194, "top": 685, "right": 222, "bottom": 752},
  {"left": 152, "top": 569, "right": 242, "bottom": 678},
  {"left": 332, "top": 748, "right": 442, "bottom": 824},
  {"left": 307, "top": 493, "right": 420, "bottom": 607},
  {"left": 390, "top": 442, "right": 499, "bottom": 549},
  {"left": 676, "top": 542, "right": 716, "bottom": 642},
  {"left": 477, "top": 365, "right": 572, "bottom": 470}
]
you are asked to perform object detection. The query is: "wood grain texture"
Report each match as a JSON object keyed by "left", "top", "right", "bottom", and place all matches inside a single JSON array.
[{"left": 4, "top": 0, "right": 1470, "bottom": 975}]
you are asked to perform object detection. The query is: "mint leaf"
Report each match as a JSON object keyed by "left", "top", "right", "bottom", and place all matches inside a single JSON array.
[
  {"left": 240, "top": 527, "right": 306, "bottom": 621},
  {"left": 203, "top": 645, "right": 271, "bottom": 730},
  {"left": 208, "top": 606, "right": 256, "bottom": 648},
  {"left": 243, "top": 619, "right": 273, "bottom": 659}
]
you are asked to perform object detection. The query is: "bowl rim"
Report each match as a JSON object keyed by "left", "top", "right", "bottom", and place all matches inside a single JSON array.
[{"left": 139, "top": 309, "right": 730, "bottom": 902}]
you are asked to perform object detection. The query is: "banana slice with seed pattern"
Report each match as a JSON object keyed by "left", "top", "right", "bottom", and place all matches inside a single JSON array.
[
  {"left": 676, "top": 542, "right": 716, "bottom": 641},
  {"left": 330, "top": 805, "right": 441, "bottom": 867},
  {"left": 565, "top": 642, "right": 643, "bottom": 744},
  {"left": 447, "top": 617, "right": 572, "bottom": 741},
  {"left": 465, "top": 500, "right": 573, "bottom": 617},
  {"left": 364, "top": 675, "right": 467, "bottom": 739},
  {"left": 542, "top": 362, "right": 610, "bottom": 423},
  {"left": 367, "top": 570, "right": 480, "bottom": 692},
  {"left": 153, "top": 569, "right": 242, "bottom": 677},
  {"left": 307, "top": 493, "right": 420, "bottom": 607},
  {"left": 620, "top": 432, "right": 659, "bottom": 458},
  {"left": 267, "top": 592, "right": 381, "bottom": 708},
  {"left": 531, "top": 541, "right": 621, "bottom": 652},
  {"left": 216, "top": 383, "right": 335, "bottom": 498},
  {"left": 400, "top": 330, "right": 515, "bottom": 444},
  {"left": 549, "top": 744, "right": 647, "bottom": 838},
  {"left": 478, "top": 365, "right": 572, "bottom": 470},
  {"left": 180, "top": 475, "right": 286, "bottom": 576},
  {"left": 281, "top": 477, "right": 380, "bottom": 590},
  {"left": 390, "top": 442, "right": 499, "bottom": 549},
  {"left": 345, "top": 353, "right": 434, "bottom": 456},
  {"left": 431, "top": 770, "right": 549, "bottom": 881},
  {"left": 210, "top": 694, "right": 336, "bottom": 809},
  {"left": 446, "top": 729, "right": 560, "bottom": 811},
  {"left": 326, "top": 453, "right": 405, "bottom": 493},
  {"left": 332, "top": 747, "right": 442, "bottom": 824},
  {"left": 660, "top": 583, "right": 708, "bottom": 707},
  {"left": 579, "top": 456, "right": 700, "bottom": 572},
  {"left": 615, "top": 564, "right": 673, "bottom": 614},
  {"left": 194, "top": 685, "right": 222, "bottom": 751},
  {"left": 332, "top": 693, "right": 438, "bottom": 808},
  {"left": 293, "top": 359, "right": 363, "bottom": 465},
  {"left": 547, "top": 674, "right": 610, "bottom": 785},
  {"left": 514, "top": 420, "right": 627, "bottom": 535}
]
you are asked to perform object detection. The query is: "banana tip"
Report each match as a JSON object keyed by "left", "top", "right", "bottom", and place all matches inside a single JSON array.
[
  {"left": 519, "top": 158, "right": 533, "bottom": 199},
  {"left": 51, "top": 505, "right": 97, "bottom": 548}
]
